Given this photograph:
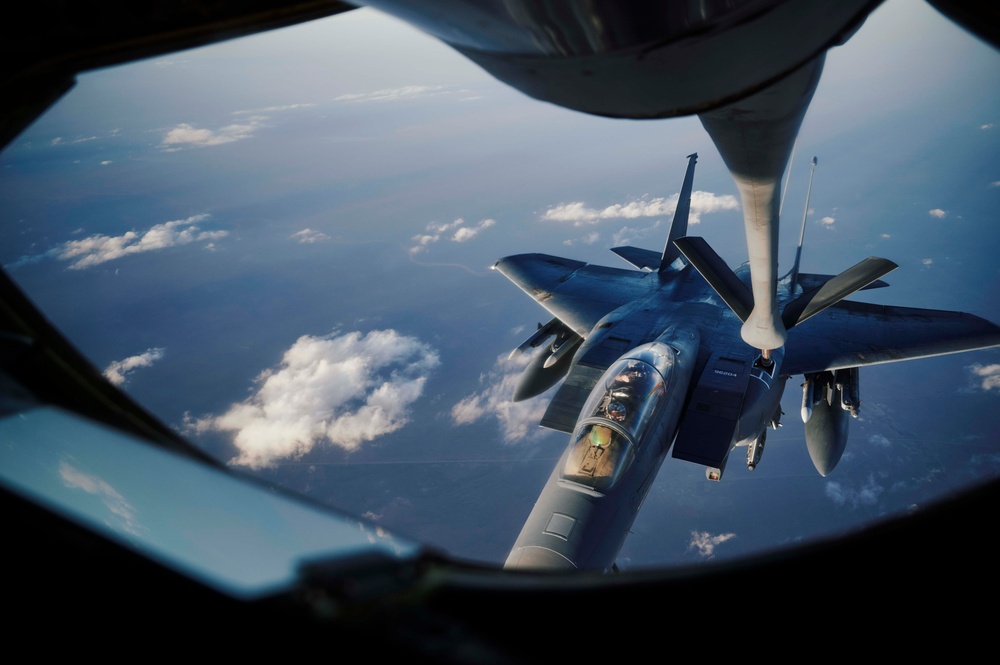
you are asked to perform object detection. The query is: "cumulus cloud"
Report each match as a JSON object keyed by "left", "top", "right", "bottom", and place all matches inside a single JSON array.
[
  {"left": 825, "top": 473, "right": 884, "bottom": 508},
  {"left": 17, "top": 214, "right": 227, "bottom": 270},
  {"left": 60, "top": 461, "right": 143, "bottom": 537},
  {"left": 820, "top": 216, "right": 836, "bottom": 229},
  {"left": 966, "top": 363, "right": 1000, "bottom": 392},
  {"left": 187, "top": 330, "right": 440, "bottom": 469},
  {"left": 687, "top": 531, "right": 736, "bottom": 559},
  {"left": 922, "top": 258, "right": 934, "bottom": 267},
  {"left": 291, "top": 228, "right": 330, "bottom": 244},
  {"left": 929, "top": 209, "right": 947, "bottom": 219},
  {"left": 409, "top": 218, "right": 495, "bottom": 254},
  {"left": 541, "top": 191, "right": 738, "bottom": 226},
  {"left": 335, "top": 85, "right": 456, "bottom": 103},
  {"left": 981, "top": 123, "right": 994, "bottom": 130},
  {"left": 880, "top": 233, "right": 892, "bottom": 239},
  {"left": 103, "top": 348, "right": 166, "bottom": 386},
  {"left": 451, "top": 352, "right": 554, "bottom": 442},
  {"left": 161, "top": 117, "right": 266, "bottom": 150}
]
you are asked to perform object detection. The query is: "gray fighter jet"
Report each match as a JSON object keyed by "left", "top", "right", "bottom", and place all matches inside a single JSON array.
[{"left": 497, "top": 153, "right": 1000, "bottom": 572}]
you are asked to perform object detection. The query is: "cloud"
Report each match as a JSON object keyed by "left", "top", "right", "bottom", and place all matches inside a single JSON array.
[
  {"left": 187, "top": 330, "right": 440, "bottom": 468},
  {"left": 161, "top": 117, "right": 266, "bottom": 150},
  {"left": 451, "top": 352, "right": 554, "bottom": 442},
  {"left": 234, "top": 103, "right": 317, "bottom": 115},
  {"left": 820, "top": 216, "right": 836, "bottom": 229},
  {"left": 409, "top": 218, "right": 495, "bottom": 254},
  {"left": 103, "top": 348, "right": 166, "bottom": 386},
  {"left": 981, "top": 123, "right": 994, "bottom": 130},
  {"left": 825, "top": 473, "right": 884, "bottom": 508},
  {"left": 966, "top": 363, "right": 1000, "bottom": 392},
  {"left": 928, "top": 209, "right": 947, "bottom": 219},
  {"left": 991, "top": 181, "right": 1000, "bottom": 188},
  {"left": 563, "top": 232, "right": 601, "bottom": 246},
  {"left": 18, "top": 214, "right": 227, "bottom": 270},
  {"left": 922, "top": 258, "right": 934, "bottom": 267},
  {"left": 541, "top": 191, "right": 738, "bottom": 226},
  {"left": 335, "top": 85, "right": 455, "bottom": 103},
  {"left": 291, "top": 228, "right": 330, "bottom": 244},
  {"left": 60, "top": 461, "right": 144, "bottom": 537},
  {"left": 687, "top": 531, "right": 736, "bottom": 559},
  {"left": 880, "top": 233, "right": 892, "bottom": 239},
  {"left": 868, "top": 434, "right": 891, "bottom": 447}
]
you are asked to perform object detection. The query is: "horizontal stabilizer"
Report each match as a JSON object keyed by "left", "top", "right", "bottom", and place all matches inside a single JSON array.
[
  {"left": 610, "top": 246, "right": 660, "bottom": 271},
  {"left": 782, "top": 257, "right": 897, "bottom": 329},
  {"left": 673, "top": 236, "right": 753, "bottom": 322}
]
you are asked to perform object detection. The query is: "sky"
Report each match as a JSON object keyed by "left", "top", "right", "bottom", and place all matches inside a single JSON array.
[{"left": 1, "top": 1, "right": 999, "bottom": 569}]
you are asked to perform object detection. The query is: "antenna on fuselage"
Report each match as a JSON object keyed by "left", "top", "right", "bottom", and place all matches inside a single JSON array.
[
  {"left": 788, "top": 156, "right": 818, "bottom": 293},
  {"left": 659, "top": 152, "right": 697, "bottom": 273}
]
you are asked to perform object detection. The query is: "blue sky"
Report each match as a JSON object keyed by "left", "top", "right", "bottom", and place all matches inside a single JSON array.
[{"left": 2, "top": 1, "right": 999, "bottom": 567}]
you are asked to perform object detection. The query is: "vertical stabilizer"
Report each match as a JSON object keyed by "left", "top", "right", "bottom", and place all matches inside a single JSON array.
[{"left": 659, "top": 153, "right": 698, "bottom": 273}]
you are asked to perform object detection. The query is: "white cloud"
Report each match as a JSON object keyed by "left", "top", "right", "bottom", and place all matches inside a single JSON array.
[
  {"left": 966, "top": 363, "right": 1000, "bottom": 392},
  {"left": 880, "top": 233, "right": 892, "bottom": 239},
  {"left": 451, "top": 219, "right": 495, "bottom": 242},
  {"left": 103, "top": 348, "right": 166, "bottom": 386},
  {"left": 981, "top": 123, "right": 994, "bottom": 130},
  {"left": 922, "top": 258, "right": 934, "bottom": 267},
  {"left": 541, "top": 191, "right": 738, "bottom": 226},
  {"left": 929, "top": 208, "right": 947, "bottom": 219},
  {"left": 409, "top": 218, "right": 495, "bottom": 254},
  {"left": 451, "top": 353, "right": 554, "bottom": 443},
  {"left": 825, "top": 473, "right": 884, "bottom": 508},
  {"left": 291, "top": 228, "right": 330, "bottom": 244},
  {"left": 234, "top": 103, "right": 317, "bottom": 115},
  {"left": 187, "top": 330, "right": 440, "bottom": 468},
  {"left": 687, "top": 531, "right": 736, "bottom": 559},
  {"left": 60, "top": 461, "right": 144, "bottom": 537},
  {"left": 335, "top": 85, "right": 454, "bottom": 103},
  {"left": 820, "top": 216, "right": 836, "bottom": 229},
  {"left": 32, "top": 214, "right": 226, "bottom": 269},
  {"left": 563, "top": 232, "right": 601, "bottom": 246},
  {"left": 991, "top": 181, "right": 1000, "bottom": 188},
  {"left": 161, "top": 117, "right": 266, "bottom": 150}
]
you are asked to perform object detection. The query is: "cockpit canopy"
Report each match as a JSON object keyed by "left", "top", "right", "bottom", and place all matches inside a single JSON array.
[{"left": 562, "top": 343, "right": 675, "bottom": 492}]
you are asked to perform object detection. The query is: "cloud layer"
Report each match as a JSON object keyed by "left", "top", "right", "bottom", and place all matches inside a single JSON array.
[
  {"left": 15, "top": 214, "right": 227, "bottom": 270},
  {"left": 188, "top": 330, "right": 440, "bottom": 468},
  {"left": 451, "top": 352, "right": 554, "bottom": 442},
  {"left": 103, "top": 348, "right": 166, "bottom": 386},
  {"left": 410, "top": 218, "right": 495, "bottom": 254},
  {"left": 541, "top": 191, "right": 739, "bottom": 226}
]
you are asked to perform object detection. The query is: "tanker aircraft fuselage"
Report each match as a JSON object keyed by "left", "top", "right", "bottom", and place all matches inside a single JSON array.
[{"left": 496, "top": 154, "right": 1000, "bottom": 572}]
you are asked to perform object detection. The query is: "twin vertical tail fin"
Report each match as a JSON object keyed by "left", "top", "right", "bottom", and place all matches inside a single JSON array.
[{"left": 659, "top": 153, "right": 698, "bottom": 273}]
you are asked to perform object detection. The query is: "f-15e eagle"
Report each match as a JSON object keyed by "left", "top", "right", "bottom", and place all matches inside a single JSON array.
[{"left": 496, "top": 153, "right": 1000, "bottom": 572}]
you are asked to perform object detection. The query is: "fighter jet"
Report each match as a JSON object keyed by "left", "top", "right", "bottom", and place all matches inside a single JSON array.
[{"left": 498, "top": 153, "right": 1000, "bottom": 572}]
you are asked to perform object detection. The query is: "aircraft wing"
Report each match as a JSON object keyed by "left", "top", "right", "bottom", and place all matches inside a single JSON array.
[
  {"left": 493, "top": 253, "right": 653, "bottom": 337},
  {"left": 783, "top": 300, "right": 1000, "bottom": 375}
]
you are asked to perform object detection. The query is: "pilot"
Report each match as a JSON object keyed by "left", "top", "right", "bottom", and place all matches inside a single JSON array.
[{"left": 606, "top": 400, "right": 627, "bottom": 423}]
